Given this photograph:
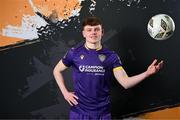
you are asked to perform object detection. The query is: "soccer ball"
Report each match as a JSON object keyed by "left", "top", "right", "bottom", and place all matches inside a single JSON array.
[{"left": 147, "top": 14, "right": 175, "bottom": 40}]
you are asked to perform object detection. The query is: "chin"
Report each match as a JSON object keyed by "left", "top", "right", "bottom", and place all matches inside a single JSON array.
[
  {"left": 90, "top": 41, "right": 99, "bottom": 44},
  {"left": 89, "top": 39, "right": 100, "bottom": 43}
]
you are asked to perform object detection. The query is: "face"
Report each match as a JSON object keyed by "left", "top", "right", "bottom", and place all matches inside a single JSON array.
[{"left": 82, "top": 25, "right": 103, "bottom": 44}]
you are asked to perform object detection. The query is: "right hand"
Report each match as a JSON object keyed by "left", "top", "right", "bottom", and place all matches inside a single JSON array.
[{"left": 63, "top": 91, "right": 79, "bottom": 106}]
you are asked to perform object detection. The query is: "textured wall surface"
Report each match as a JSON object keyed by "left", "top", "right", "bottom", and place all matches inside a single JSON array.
[{"left": 0, "top": 0, "right": 180, "bottom": 119}]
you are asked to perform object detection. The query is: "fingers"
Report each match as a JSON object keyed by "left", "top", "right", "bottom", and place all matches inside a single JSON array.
[
  {"left": 155, "top": 66, "right": 160, "bottom": 71},
  {"left": 154, "top": 60, "right": 163, "bottom": 72},
  {"left": 67, "top": 100, "right": 73, "bottom": 106},
  {"left": 159, "top": 60, "right": 163, "bottom": 69},
  {"left": 73, "top": 94, "right": 79, "bottom": 100},
  {"left": 156, "top": 60, "right": 163, "bottom": 68},
  {"left": 151, "top": 59, "right": 163, "bottom": 67},
  {"left": 68, "top": 98, "right": 78, "bottom": 106},
  {"left": 150, "top": 59, "right": 158, "bottom": 67},
  {"left": 71, "top": 98, "right": 78, "bottom": 105},
  {"left": 65, "top": 92, "right": 78, "bottom": 106}
]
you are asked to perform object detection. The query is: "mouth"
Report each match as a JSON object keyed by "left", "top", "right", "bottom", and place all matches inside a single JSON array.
[{"left": 90, "top": 36, "right": 97, "bottom": 39}]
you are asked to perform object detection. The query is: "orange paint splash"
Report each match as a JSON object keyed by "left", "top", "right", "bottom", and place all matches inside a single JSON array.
[{"left": 0, "top": 0, "right": 82, "bottom": 48}]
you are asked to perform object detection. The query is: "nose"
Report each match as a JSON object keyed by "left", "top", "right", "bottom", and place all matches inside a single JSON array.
[{"left": 91, "top": 29, "right": 97, "bottom": 34}]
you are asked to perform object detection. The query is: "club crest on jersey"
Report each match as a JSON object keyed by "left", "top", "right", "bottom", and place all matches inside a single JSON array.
[
  {"left": 80, "top": 55, "right": 84, "bottom": 60},
  {"left": 98, "top": 54, "right": 106, "bottom": 62}
]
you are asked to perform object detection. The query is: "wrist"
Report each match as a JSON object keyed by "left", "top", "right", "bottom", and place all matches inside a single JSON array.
[
  {"left": 62, "top": 89, "right": 69, "bottom": 96},
  {"left": 145, "top": 71, "right": 150, "bottom": 78}
]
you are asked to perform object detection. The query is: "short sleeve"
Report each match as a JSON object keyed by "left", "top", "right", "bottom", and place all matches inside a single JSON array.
[
  {"left": 62, "top": 48, "right": 74, "bottom": 67},
  {"left": 111, "top": 53, "right": 122, "bottom": 70}
]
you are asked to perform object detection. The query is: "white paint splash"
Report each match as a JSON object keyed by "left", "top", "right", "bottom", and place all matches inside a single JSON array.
[
  {"left": 1, "top": 0, "right": 96, "bottom": 41},
  {"left": 29, "top": 0, "right": 82, "bottom": 20},
  {"left": 71, "top": 9, "right": 81, "bottom": 17},
  {"left": 89, "top": 0, "right": 96, "bottom": 13},
  {"left": 2, "top": 15, "right": 48, "bottom": 40},
  {"left": 117, "top": 0, "right": 141, "bottom": 7}
]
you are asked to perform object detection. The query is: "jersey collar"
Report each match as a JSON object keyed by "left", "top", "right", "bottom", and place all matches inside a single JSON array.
[{"left": 84, "top": 44, "right": 102, "bottom": 51}]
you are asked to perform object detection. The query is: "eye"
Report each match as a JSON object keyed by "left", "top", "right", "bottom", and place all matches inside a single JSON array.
[
  {"left": 86, "top": 29, "right": 91, "bottom": 32},
  {"left": 95, "top": 28, "right": 100, "bottom": 31}
]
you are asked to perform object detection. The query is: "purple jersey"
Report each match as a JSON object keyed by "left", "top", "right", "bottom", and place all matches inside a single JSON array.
[{"left": 62, "top": 43, "right": 122, "bottom": 115}]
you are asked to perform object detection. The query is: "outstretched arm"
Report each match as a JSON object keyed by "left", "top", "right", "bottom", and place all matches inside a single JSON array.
[
  {"left": 113, "top": 59, "right": 163, "bottom": 89},
  {"left": 53, "top": 60, "right": 78, "bottom": 106}
]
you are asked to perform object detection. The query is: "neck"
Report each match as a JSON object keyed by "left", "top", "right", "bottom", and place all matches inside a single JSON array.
[{"left": 85, "top": 42, "right": 102, "bottom": 50}]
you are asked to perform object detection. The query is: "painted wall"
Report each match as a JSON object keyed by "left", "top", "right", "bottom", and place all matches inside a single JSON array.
[
  {"left": 138, "top": 106, "right": 180, "bottom": 119},
  {"left": 0, "top": 0, "right": 180, "bottom": 119}
]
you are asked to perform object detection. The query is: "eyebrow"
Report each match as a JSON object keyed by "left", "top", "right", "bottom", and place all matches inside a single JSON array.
[{"left": 85, "top": 26, "right": 101, "bottom": 29}]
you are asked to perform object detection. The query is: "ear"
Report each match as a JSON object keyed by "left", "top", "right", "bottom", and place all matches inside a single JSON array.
[
  {"left": 102, "top": 29, "right": 104, "bottom": 36},
  {"left": 82, "top": 30, "right": 86, "bottom": 38}
]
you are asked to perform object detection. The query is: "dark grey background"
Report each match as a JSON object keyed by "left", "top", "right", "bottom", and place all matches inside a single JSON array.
[{"left": 0, "top": 0, "right": 180, "bottom": 119}]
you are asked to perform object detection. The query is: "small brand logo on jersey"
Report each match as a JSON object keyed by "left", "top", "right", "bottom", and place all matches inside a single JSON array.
[
  {"left": 98, "top": 54, "right": 106, "bottom": 62},
  {"left": 80, "top": 55, "right": 84, "bottom": 60}
]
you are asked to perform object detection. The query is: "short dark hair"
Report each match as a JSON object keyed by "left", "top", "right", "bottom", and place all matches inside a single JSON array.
[{"left": 82, "top": 16, "right": 103, "bottom": 30}]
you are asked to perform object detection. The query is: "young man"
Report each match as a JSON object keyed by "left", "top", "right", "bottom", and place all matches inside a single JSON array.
[{"left": 53, "top": 16, "right": 163, "bottom": 119}]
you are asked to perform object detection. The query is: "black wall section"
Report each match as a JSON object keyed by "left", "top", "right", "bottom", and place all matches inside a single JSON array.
[{"left": 1, "top": 0, "right": 180, "bottom": 119}]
